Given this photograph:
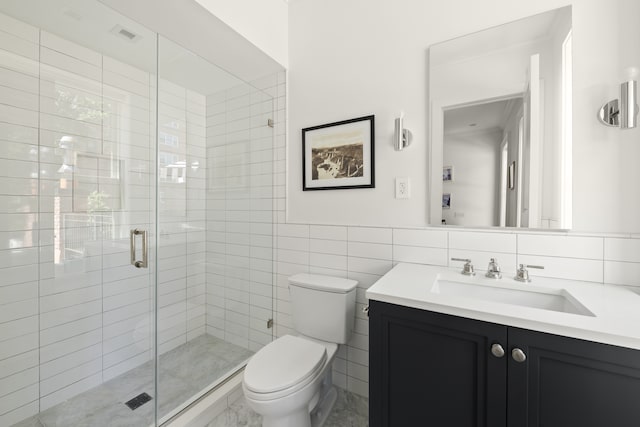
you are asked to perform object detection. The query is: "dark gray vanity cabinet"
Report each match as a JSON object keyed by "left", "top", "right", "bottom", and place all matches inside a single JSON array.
[
  {"left": 369, "top": 300, "right": 640, "bottom": 427},
  {"left": 369, "top": 300, "right": 507, "bottom": 427},
  {"left": 507, "top": 327, "right": 640, "bottom": 427}
]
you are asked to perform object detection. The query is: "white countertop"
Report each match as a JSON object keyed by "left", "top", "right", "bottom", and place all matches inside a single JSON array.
[{"left": 366, "top": 263, "right": 640, "bottom": 350}]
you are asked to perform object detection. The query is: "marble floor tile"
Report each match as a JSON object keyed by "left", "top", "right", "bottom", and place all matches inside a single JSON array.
[
  {"left": 207, "top": 387, "right": 369, "bottom": 427},
  {"left": 11, "top": 416, "right": 45, "bottom": 427},
  {"left": 12, "top": 335, "right": 253, "bottom": 427}
]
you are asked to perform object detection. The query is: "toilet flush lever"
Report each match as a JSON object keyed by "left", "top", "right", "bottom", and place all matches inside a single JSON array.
[{"left": 363, "top": 305, "right": 369, "bottom": 317}]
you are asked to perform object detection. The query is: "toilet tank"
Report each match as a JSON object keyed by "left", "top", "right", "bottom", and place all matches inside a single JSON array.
[{"left": 288, "top": 274, "right": 358, "bottom": 344}]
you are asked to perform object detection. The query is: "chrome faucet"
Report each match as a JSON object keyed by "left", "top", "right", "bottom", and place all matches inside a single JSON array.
[
  {"left": 451, "top": 258, "right": 475, "bottom": 276},
  {"left": 485, "top": 258, "right": 502, "bottom": 279},
  {"left": 514, "top": 264, "right": 544, "bottom": 282}
]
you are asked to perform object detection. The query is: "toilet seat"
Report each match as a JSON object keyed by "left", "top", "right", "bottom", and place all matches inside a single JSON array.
[{"left": 244, "top": 335, "right": 328, "bottom": 400}]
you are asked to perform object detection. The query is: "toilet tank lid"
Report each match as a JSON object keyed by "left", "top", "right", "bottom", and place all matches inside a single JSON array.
[{"left": 288, "top": 273, "right": 358, "bottom": 293}]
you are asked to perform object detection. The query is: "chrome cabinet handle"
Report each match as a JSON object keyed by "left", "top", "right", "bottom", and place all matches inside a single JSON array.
[
  {"left": 491, "top": 343, "right": 505, "bottom": 358},
  {"left": 130, "top": 229, "right": 148, "bottom": 269},
  {"left": 512, "top": 348, "right": 527, "bottom": 363}
]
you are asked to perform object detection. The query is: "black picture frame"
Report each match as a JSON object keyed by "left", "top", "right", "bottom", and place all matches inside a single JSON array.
[{"left": 302, "top": 115, "right": 375, "bottom": 191}]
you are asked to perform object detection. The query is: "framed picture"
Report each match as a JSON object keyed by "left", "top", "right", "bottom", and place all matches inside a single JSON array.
[
  {"left": 508, "top": 161, "right": 515, "bottom": 190},
  {"left": 442, "top": 193, "right": 451, "bottom": 209},
  {"left": 302, "top": 115, "right": 375, "bottom": 191},
  {"left": 443, "top": 165, "right": 454, "bottom": 182}
]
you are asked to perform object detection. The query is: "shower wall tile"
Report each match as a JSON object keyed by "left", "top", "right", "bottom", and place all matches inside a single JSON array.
[
  {"left": 40, "top": 31, "right": 101, "bottom": 67},
  {"left": 100, "top": 48, "right": 154, "bottom": 381},
  {"left": 0, "top": 27, "right": 39, "bottom": 60},
  {"left": 0, "top": 17, "right": 40, "bottom": 427},
  {"left": 0, "top": 15, "right": 208, "bottom": 424},
  {"left": 205, "top": 77, "right": 276, "bottom": 354},
  {"left": 126, "top": 76, "right": 205, "bottom": 361}
]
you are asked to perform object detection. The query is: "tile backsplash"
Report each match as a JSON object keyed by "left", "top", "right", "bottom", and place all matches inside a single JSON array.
[{"left": 273, "top": 224, "right": 640, "bottom": 398}]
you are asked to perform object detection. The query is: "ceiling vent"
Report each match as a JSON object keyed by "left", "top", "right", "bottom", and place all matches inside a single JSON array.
[{"left": 110, "top": 25, "right": 142, "bottom": 43}]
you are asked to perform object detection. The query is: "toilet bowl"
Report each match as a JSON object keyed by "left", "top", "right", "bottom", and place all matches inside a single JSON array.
[
  {"left": 242, "top": 274, "right": 357, "bottom": 427},
  {"left": 243, "top": 335, "right": 338, "bottom": 427}
]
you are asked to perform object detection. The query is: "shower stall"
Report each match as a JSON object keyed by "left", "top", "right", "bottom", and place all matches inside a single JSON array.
[{"left": 0, "top": 1, "right": 278, "bottom": 425}]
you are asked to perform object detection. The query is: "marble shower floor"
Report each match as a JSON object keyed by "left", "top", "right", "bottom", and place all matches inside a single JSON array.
[
  {"left": 207, "top": 387, "right": 369, "bottom": 427},
  {"left": 13, "top": 334, "right": 254, "bottom": 427}
]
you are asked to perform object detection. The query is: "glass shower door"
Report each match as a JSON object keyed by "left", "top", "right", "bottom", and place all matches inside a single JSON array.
[
  {"left": 0, "top": 1, "right": 159, "bottom": 425},
  {"left": 0, "top": 1, "right": 276, "bottom": 426},
  {"left": 155, "top": 36, "right": 276, "bottom": 422}
]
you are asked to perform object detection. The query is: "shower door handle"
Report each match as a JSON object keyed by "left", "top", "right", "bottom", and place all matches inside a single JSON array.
[{"left": 130, "top": 229, "right": 148, "bottom": 268}]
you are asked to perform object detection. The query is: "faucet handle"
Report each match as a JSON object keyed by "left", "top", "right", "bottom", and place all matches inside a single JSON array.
[
  {"left": 514, "top": 264, "right": 544, "bottom": 282},
  {"left": 451, "top": 258, "right": 475, "bottom": 276}
]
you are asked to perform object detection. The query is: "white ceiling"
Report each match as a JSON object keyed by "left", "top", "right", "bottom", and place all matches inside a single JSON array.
[{"left": 0, "top": 0, "right": 280, "bottom": 96}]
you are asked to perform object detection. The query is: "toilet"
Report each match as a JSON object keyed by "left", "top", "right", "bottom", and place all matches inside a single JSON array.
[{"left": 242, "top": 273, "right": 358, "bottom": 427}]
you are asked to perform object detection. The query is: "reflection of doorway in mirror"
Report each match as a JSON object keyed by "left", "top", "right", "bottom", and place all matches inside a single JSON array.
[
  {"left": 508, "top": 162, "right": 515, "bottom": 190},
  {"left": 499, "top": 139, "right": 508, "bottom": 227},
  {"left": 442, "top": 96, "right": 523, "bottom": 227}
]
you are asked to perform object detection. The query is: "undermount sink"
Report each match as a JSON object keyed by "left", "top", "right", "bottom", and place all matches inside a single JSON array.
[{"left": 431, "top": 278, "right": 595, "bottom": 317}]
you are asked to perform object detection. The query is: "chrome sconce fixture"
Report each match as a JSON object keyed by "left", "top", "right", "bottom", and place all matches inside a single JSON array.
[
  {"left": 394, "top": 111, "right": 413, "bottom": 151},
  {"left": 599, "top": 73, "right": 639, "bottom": 129}
]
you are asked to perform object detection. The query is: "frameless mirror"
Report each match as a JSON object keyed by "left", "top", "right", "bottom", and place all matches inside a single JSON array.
[{"left": 429, "top": 6, "right": 572, "bottom": 230}]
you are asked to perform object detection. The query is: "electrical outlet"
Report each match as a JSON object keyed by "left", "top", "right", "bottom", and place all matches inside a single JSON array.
[{"left": 395, "top": 177, "right": 410, "bottom": 199}]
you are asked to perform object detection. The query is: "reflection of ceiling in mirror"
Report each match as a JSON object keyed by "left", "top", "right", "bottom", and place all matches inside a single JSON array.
[
  {"left": 430, "top": 8, "right": 564, "bottom": 66},
  {"left": 444, "top": 98, "right": 522, "bottom": 135}
]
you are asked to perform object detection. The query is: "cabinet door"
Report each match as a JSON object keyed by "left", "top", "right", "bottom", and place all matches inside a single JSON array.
[
  {"left": 507, "top": 327, "right": 640, "bottom": 427},
  {"left": 370, "top": 301, "right": 507, "bottom": 427}
]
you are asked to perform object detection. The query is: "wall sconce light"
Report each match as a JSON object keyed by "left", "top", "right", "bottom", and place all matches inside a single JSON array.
[
  {"left": 394, "top": 111, "right": 413, "bottom": 151},
  {"left": 598, "top": 70, "right": 639, "bottom": 129}
]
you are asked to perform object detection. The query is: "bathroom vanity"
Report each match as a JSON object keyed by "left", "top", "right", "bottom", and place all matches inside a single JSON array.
[{"left": 366, "top": 263, "right": 640, "bottom": 427}]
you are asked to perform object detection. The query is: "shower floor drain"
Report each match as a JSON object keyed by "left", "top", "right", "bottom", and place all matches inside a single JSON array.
[{"left": 125, "top": 392, "right": 152, "bottom": 410}]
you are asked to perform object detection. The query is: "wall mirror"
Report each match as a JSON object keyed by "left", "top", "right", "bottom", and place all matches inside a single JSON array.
[{"left": 428, "top": 6, "right": 572, "bottom": 230}]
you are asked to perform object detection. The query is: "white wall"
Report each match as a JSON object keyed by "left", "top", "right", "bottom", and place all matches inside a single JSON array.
[
  {"left": 194, "top": 0, "right": 289, "bottom": 68},
  {"left": 287, "top": 0, "right": 640, "bottom": 234}
]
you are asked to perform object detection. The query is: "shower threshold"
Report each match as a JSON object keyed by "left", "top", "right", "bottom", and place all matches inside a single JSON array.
[{"left": 13, "top": 335, "right": 254, "bottom": 427}]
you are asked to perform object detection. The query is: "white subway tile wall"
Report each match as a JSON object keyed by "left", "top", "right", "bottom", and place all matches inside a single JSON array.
[
  {"left": 0, "top": 13, "right": 41, "bottom": 426},
  {"left": 0, "top": 16, "right": 160, "bottom": 421},
  {"left": 156, "top": 78, "right": 209, "bottom": 357},
  {"left": 274, "top": 223, "right": 640, "bottom": 398},
  {"left": 205, "top": 76, "right": 278, "bottom": 353}
]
